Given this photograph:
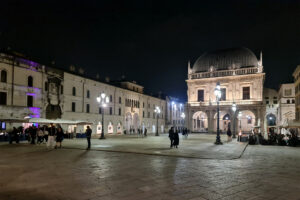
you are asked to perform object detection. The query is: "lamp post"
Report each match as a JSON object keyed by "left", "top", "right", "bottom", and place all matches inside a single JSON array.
[
  {"left": 232, "top": 102, "right": 237, "bottom": 138},
  {"left": 154, "top": 106, "right": 161, "bottom": 136},
  {"left": 214, "top": 82, "right": 222, "bottom": 145},
  {"left": 97, "top": 92, "right": 109, "bottom": 139}
]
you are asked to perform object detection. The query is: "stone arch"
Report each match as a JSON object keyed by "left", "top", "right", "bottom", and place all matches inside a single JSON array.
[
  {"left": 117, "top": 121, "right": 123, "bottom": 134},
  {"left": 192, "top": 111, "right": 208, "bottom": 132},
  {"left": 107, "top": 121, "right": 114, "bottom": 134},
  {"left": 214, "top": 111, "right": 231, "bottom": 132},
  {"left": 133, "top": 113, "right": 140, "bottom": 132},
  {"left": 125, "top": 112, "right": 132, "bottom": 133},
  {"left": 237, "top": 110, "right": 256, "bottom": 133},
  {"left": 266, "top": 113, "right": 276, "bottom": 126}
]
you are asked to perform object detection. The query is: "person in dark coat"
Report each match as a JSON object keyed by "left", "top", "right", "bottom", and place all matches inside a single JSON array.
[
  {"left": 173, "top": 128, "right": 179, "bottom": 148},
  {"left": 55, "top": 127, "right": 64, "bottom": 149},
  {"left": 30, "top": 125, "right": 37, "bottom": 144},
  {"left": 85, "top": 126, "right": 92, "bottom": 150},
  {"left": 169, "top": 127, "right": 174, "bottom": 148},
  {"left": 9, "top": 127, "right": 19, "bottom": 144},
  {"left": 227, "top": 127, "right": 232, "bottom": 142}
]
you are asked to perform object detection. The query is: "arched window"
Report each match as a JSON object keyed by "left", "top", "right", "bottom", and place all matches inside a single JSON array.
[
  {"left": 72, "top": 87, "right": 76, "bottom": 96},
  {"left": 1, "top": 70, "right": 7, "bottom": 83},
  {"left": 28, "top": 76, "right": 33, "bottom": 87}
]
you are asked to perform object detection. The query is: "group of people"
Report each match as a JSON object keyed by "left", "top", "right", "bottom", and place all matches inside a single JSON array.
[
  {"left": 168, "top": 127, "right": 180, "bottom": 148},
  {"left": 10, "top": 123, "right": 65, "bottom": 149}
]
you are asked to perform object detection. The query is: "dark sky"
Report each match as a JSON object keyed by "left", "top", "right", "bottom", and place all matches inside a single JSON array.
[{"left": 0, "top": 0, "right": 300, "bottom": 101}]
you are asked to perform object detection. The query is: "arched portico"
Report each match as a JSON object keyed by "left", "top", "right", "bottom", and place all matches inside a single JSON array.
[{"left": 192, "top": 111, "right": 208, "bottom": 132}]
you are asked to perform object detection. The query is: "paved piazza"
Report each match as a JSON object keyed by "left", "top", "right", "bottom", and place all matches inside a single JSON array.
[{"left": 0, "top": 134, "right": 300, "bottom": 200}]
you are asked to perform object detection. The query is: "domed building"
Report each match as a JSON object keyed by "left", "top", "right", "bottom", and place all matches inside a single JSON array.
[{"left": 186, "top": 47, "right": 267, "bottom": 136}]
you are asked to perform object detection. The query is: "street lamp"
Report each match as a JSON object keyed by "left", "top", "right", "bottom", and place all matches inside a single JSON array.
[
  {"left": 232, "top": 102, "right": 237, "bottom": 138},
  {"left": 154, "top": 106, "right": 161, "bottom": 136},
  {"left": 214, "top": 82, "right": 222, "bottom": 145},
  {"left": 97, "top": 92, "right": 109, "bottom": 139}
]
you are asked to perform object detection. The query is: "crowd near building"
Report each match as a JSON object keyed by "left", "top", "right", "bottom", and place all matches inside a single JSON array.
[
  {"left": 0, "top": 48, "right": 299, "bottom": 136},
  {"left": 0, "top": 52, "right": 185, "bottom": 135}
]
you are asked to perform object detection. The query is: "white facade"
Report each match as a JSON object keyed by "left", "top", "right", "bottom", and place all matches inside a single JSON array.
[
  {"left": 0, "top": 53, "right": 172, "bottom": 136},
  {"left": 277, "top": 83, "right": 295, "bottom": 125},
  {"left": 186, "top": 48, "right": 266, "bottom": 135}
]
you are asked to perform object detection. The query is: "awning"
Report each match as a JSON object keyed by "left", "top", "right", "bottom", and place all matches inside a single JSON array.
[
  {"left": 0, "top": 118, "right": 27, "bottom": 123},
  {"left": 28, "top": 118, "right": 93, "bottom": 125}
]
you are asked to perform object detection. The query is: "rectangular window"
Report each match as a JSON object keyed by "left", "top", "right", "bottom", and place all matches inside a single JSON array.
[
  {"left": 273, "top": 100, "right": 278, "bottom": 104},
  {"left": 247, "top": 117, "right": 252, "bottom": 124},
  {"left": 27, "top": 95, "right": 33, "bottom": 107},
  {"left": 143, "top": 102, "right": 145, "bottom": 108},
  {"left": 110, "top": 107, "right": 112, "bottom": 115},
  {"left": 285, "top": 89, "right": 292, "bottom": 96},
  {"left": 198, "top": 90, "right": 204, "bottom": 102},
  {"left": 0, "top": 92, "right": 7, "bottom": 105},
  {"left": 45, "top": 82, "right": 48, "bottom": 91},
  {"left": 86, "top": 104, "right": 90, "bottom": 113},
  {"left": 148, "top": 112, "right": 150, "bottom": 118},
  {"left": 243, "top": 87, "right": 250, "bottom": 100},
  {"left": 72, "top": 102, "right": 76, "bottom": 112},
  {"left": 220, "top": 88, "right": 226, "bottom": 101},
  {"left": 110, "top": 95, "right": 113, "bottom": 102},
  {"left": 118, "top": 108, "right": 121, "bottom": 116},
  {"left": 119, "top": 97, "right": 121, "bottom": 104},
  {"left": 99, "top": 107, "right": 102, "bottom": 114},
  {"left": 143, "top": 111, "right": 145, "bottom": 118}
]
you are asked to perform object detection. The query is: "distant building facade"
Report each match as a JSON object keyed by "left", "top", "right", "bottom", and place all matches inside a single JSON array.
[
  {"left": 277, "top": 83, "right": 295, "bottom": 125},
  {"left": 293, "top": 65, "right": 300, "bottom": 121},
  {"left": 0, "top": 53, "right": 182, "bottom": 135},
  {"left": 186, "top": 47, "right": 267, "bottom": 134}
]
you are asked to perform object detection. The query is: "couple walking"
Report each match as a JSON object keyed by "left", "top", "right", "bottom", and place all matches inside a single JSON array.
[{"left": 168, "top": 127, "right": 179, "bottom": 148}]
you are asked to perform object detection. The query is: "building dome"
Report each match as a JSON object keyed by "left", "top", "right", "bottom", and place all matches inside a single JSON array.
[{"left": 192, "top": 47, "right": 258, "bottom": 73}]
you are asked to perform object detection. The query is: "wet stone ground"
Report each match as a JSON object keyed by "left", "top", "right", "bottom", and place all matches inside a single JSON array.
[{"left": 0, "top": 134, "right": 300, "bottom": 200}]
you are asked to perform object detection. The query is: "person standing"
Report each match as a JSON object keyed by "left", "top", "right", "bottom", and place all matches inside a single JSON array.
[
  {"left": 169, "top": 127, "right": 174, "bottom": 148},
  {"left": 9, "top": 127, "right": 18, "bottom": 144},
  {"left": 173, "top": 128, "right": 179, "bottom": 148},
  {"left": 85, "top": 126, "right": 92, "bottom": 150},
  {"left": 227, "top": 127, "right": 232, "bottom": 142},
  {"left": 30, "top": 125, "right": 37, "bottom": 144},
  {"left": 43, "top": 126, "right": 49, "bottom": 143},
  {"left": 47, "top": 124, "right": 56, "bottom": 149},
  {"left": 55, "top": 127, "right": 64, "bottom": 149},
  {"left": 37, "top": 127, "right": 44, "bottom": 144}
]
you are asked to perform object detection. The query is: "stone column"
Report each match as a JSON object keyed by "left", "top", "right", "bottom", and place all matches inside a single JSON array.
[{"left": 207, "top": 110, "right": 214, "bottom": 133}]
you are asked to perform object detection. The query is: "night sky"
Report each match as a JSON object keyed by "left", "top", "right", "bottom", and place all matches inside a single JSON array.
[{"left": 0, "top": 0, "right": 300, "bottom": 101}]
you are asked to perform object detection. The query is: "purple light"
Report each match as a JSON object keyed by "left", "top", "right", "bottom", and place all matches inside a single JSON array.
[
  {"left": 29, "top": 107, "right": 40, "bottom": 114},
  {"left": 26, "top": 92, "right": 36, "bottom": 96}
]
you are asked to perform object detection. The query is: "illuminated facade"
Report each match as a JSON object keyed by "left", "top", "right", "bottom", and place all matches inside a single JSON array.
[
  {"left": 0, "top": 53, "right": 179, "bottom": 135},
  {"left": 186, "top": 47, "right": 267, "bottom": 134}
]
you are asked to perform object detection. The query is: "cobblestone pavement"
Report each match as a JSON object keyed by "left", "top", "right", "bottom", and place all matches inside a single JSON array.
[{"left": 0, "top": 134, "right": 300, "bottom": 200}]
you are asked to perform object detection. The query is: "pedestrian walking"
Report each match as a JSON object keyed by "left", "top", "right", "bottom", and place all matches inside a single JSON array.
[
  {"left": 47, "top": 124, "right": 56, "bottom": 149},
  {"left": 173, "top": 128, "right": 179, "bottom": 148},
  {"left": 55, "top": 127, "right": 64, "bottom": 149},
  {"left": 9, "top": 127, "right": 19, "bottom": 144},
  {"left": 144, "top": 128, "right": 147, "bottom": 137},
  {"left": 169, "top": 127, "right": 174, "bottom": 148},
  {"left": 85, "top": 126, "right": 92, "bottom": 150},
  {"left": 37, "top": 127, "right": 44, "bottom": 144}
]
